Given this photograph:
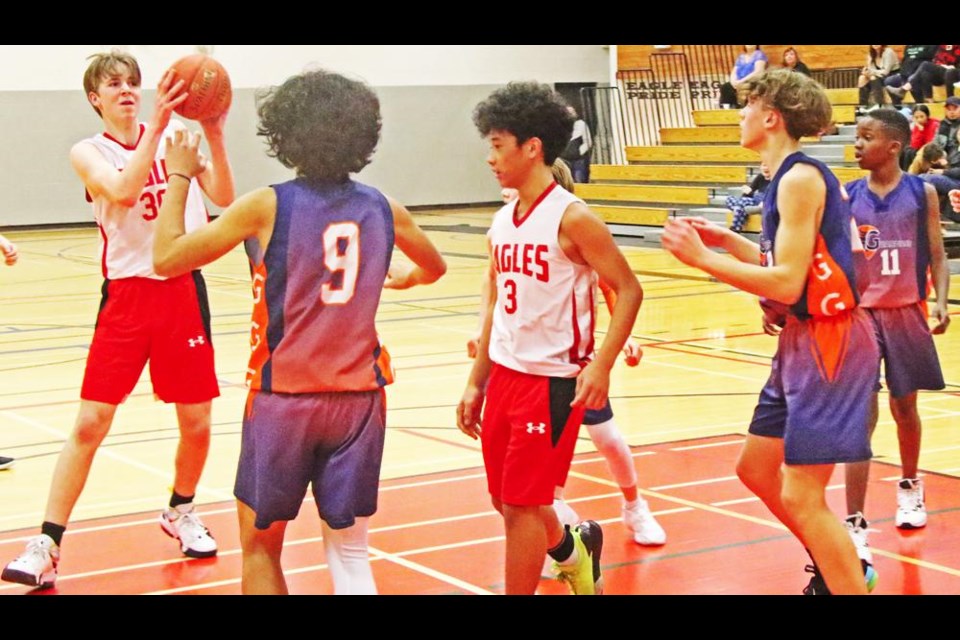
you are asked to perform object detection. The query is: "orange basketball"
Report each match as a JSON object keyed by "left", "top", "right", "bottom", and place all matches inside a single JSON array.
[{"left": 168, "top": 54, "right": 232, "bottom": 122}]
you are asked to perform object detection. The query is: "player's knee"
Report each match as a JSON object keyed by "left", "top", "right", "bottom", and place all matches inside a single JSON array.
[
  {"left": 889, "top": 396, "right": 920, "bottom": 426},
  {"left": 779, "top": 483, "right": 821, "bottom": 518},
  {"left": 71, "top": 409, "right": 113, "bottom": 447},
  {"left": 587, "top": 420, "right": 625, "bottom": 456},
  {"left": 177, "top": 407, "right": 212, "bottom": 440},
  {"left": 735, "top": 456, "right": 761, "bottom": 490}
]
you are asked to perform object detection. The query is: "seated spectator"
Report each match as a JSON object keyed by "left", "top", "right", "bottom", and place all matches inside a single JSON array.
[
  {"left": 911, "top": 104, "right": 939, "bottom": 150},
  {"left": 719, "top": 46, "right": 768, "bottom": 109},
  {"left": 885, "top": 45, "right": 938, "bottom": 106},
  {"left": 918, "top": 96, "right": 960, "bottom": 220},
  {"left": 725, "top": 163, "right": 771, "bottom": 232},
  {"left": 889, "top": 44, "right": 960, "bottom": 103},
  {"left": 858, "top": 45, "right": 899, "bottom": 110},
  {"left": 781, "top": 47, "right": 810, "bottom": 76},
  {"left": 902, "top": 104, "right": 940, "bottom": 169},
  {"left": 907, "top": 142, "right": 947, "bottom": 175}
]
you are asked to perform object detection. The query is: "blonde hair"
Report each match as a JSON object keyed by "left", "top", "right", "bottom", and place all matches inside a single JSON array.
[
  {"left": 551, "top": 158, "right": 575, "bottom": 191},
  {"left": 740, "top": 68, "right": 832, "bottom": 139},
  {"left": 83, "top": 51, "right": 141, "bottom": 117}
]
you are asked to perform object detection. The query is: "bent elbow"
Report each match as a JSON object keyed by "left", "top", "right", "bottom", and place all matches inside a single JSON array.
[
  {"left": 424, "top": 259, "right": 448, "bottom": 284},
  {"left": 153, "top": 257, "right": 173, "bottom": 278},
  {"left": 152, "top": 251, "right": 182, "bottom": 279}
]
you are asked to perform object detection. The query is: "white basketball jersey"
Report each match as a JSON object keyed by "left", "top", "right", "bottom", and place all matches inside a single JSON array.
[
  {"left": 487, "top": 183, "right": 596, "bottom": 378},
  {"left": 82, "top": 121, "right": 208, "bottom": 280}
]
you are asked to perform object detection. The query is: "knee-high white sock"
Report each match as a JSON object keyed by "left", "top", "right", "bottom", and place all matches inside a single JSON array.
[
  {"left": 322, "top": 518, "right": 377, "bottom": 595},
  {"left": 586, "top": 419, "right": 637, "bottom": 490}
]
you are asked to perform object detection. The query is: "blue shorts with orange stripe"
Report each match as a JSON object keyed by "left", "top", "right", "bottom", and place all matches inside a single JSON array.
[{"left": 749, "top": 308, "right": 879, "bottom": 465}]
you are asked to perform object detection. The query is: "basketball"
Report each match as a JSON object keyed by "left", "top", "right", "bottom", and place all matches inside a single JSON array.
[{"left": 168, "top": 54, "right": 232, "bottom": 122}]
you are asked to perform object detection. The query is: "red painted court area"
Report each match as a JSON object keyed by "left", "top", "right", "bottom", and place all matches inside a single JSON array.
[{"left": 1, "top": 434, "right": 958, "bottom": 596}]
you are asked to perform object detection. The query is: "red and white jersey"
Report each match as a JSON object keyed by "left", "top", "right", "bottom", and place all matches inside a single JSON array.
[
  {"left": 487, "top": 183, "right": 596, "bottom": 378},
  {"left": 81, "top": 121, "right": 208, "bottom": 280}
]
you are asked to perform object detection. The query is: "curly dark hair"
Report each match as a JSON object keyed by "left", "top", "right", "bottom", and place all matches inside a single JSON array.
[
  {"left": 256, "top": 70, "right": 381, "bottom": 183},
  {"left": 472, "top": 82, "right": 575, "bottom": 165}
]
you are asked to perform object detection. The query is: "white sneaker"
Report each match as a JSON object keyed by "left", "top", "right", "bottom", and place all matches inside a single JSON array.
[
  {"left": 160, "top": 505, "right": 218, "bottom": 558},
  {"left": 623, "top": 498, "right": 666, "bottom": 546},
  {"left": 896, "top": 478, "right": 927, "bottom": 529},
  {"left": 845, "top": 512, "right": 873, "bottom": 564},
  {"left": 1, "top": 534, "right": 59, "bottom": 588},
  {"left": 553, "top": 498, "right": 580, "bottom": 528}
]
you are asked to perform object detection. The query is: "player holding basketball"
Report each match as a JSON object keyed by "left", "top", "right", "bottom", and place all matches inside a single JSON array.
[
  {"left": 153, "top": 69, "right": 446, "bottom": 595},
  {"left": 661, "top": 69, "right": 879, "bottom": 595},
  {"left": 457, "top": 82, "right": 642, "bottom": 595},
  {"left": 2, "top": 51, "right": 235, "bottom": 589},
  {"left": 840, "top": 109, "right": 949, "bottom": 575}
]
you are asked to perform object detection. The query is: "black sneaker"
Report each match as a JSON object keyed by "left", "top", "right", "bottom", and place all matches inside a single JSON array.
[
  {"left": 803, "top": 560, "right": 877, "bottom": 594},
  {"left": 555, "top": 520, "right": 605, "bottom": 595},
  {"left": 0, "top": 456, "right": 14, "bottom": 471},
  {"left": 803, "top": 564, "right": 831, "bottom": 595}
]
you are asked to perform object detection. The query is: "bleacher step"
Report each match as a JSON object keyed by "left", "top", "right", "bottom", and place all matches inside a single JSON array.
[
  {"left": 683, "top": 207, "right": 735, "bottom": 224},
  {"left": 820, "top": 135, "right": 856, "bottom": 144}
]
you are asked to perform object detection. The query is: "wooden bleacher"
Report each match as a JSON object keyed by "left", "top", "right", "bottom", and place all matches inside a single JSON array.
[
  {"left": 694, "top": 105, "right": 859, "bottom": 127},
  {"left": 590, "top": 164, "right": 749, "bottom": 185}
]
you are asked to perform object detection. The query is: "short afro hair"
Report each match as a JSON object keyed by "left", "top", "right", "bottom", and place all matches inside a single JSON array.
[
  {"left": 473, "top": 81, "right": 575, "bottom": 165},
  {"left": 256, "top": 69, "right": 381, "bottom": 184},
  {"left": 865, "top": 108, "right": 911, "bottom": 149}
]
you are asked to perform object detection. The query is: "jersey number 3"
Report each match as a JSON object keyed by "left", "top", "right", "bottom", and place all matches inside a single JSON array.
[{"left": 322, "top": 222, "right": 360, "bottom": 305}]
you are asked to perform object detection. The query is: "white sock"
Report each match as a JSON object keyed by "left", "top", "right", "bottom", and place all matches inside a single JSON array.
[
  {"left": 322, "top": 518, "right": 377, "bottom": 595},
  {"left": 623, "top": 498, "right": 640, "bottom": 511}
]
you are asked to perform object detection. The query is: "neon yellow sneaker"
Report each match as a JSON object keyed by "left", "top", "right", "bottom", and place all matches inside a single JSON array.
[{"left": 553, "top": 520, "right": 604, "bottom": 595}]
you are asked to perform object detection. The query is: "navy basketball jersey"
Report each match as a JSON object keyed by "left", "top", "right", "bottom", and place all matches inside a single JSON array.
[
  {"left": 245, "top": 178, "right": 395, "bottom": 393},
  {"left": 761, "top": 152, "right": 860, "bottom": 319}
]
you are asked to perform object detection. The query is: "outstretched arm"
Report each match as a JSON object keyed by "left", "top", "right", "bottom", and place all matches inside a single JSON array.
[
  {"left": 154, "top": 130, "right": 269, "bottom": 277},
  {"left": 662, "top": 164, "right": 821, "bottom": 304},
  {"left": 383, "top": 196, "right": 447, "bottom": 289}
]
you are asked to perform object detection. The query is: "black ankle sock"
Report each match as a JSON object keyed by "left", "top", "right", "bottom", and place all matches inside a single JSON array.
[
  {"left": 548, "top": 525, "right": 575, "bottom": 562},
  {"left": 169, "top": 491, "right": 195, "bottom": 510},
  {"left": 41, "top": 522, "right": 65, "bottom": 547}
]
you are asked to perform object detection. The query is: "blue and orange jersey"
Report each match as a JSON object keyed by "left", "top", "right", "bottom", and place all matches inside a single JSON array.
[
  {"left": 244, "top": 178, "right": 395, "bottom": 394},
  {"left": 760, "top": 152, "right": 860, "bottom": 320},
  {"left": 760, "top": 152, "right": 862, "bottom": 383},
  {"left": 846, "top": 174, "right": 931, "bottom": 309}
]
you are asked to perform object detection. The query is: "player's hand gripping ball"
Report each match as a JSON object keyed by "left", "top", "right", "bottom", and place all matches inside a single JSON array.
[{"left": 168, "top": 54, "right": 232, "bottom": 121}]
